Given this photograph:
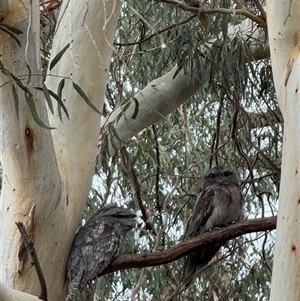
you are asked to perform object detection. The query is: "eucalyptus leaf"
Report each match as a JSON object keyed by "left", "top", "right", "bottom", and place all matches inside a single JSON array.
[
  {"left": 57, "top": 78, "right": 66, "bottom": 121},
  {"left": 0, "top": 23, "right": 23, "bottom": 34},
  {"left": 73, "top": 81, "right": 101, "bottom": 114},
  {"left": 25, "top": 93, "right": 54, "bottom": 129},
  {"left": 43, "top": 82, "right": 54, "bottom": 114},
  {"left": 131, "top": 98, "right": 139, "bottom": 119},
  {"left": 12, "top": 84, "right": 19, "bottom": 120},
  {"left": 49, "top": 42, "right": 70, "bottom": 71},
  {"left": 0, "top": 26, "right": 21, "bottom": 46},
  {"left": 35, "top": 86, "right": 69, "bottom": 119}
]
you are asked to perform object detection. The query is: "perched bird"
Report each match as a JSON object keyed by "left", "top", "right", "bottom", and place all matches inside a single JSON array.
[
  {"left": 66, "top": 206, "right": 135, "bottom": 299},
  {"left": 181, "top": 166, "right": 244, "bottom": 286}
]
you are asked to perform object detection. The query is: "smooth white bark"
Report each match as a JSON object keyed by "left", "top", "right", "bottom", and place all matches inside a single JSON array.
[
  {"left": 266, "top": 1, "right": 300, "bottom": 300},
  {"left": 1, "top": 1, "right": 122, "bottom": 300},
  {"left": 0, "top": 281, "right": 39, "bottom": 301},
  {"left": 46, "top": 0, "right": 122, "bottom": 224},
  {"left": 97, "top": 18, "right": 269, "bottom": 167},
  {"left": 0, "top": 0, "right": 60, "bottom": 294},
  {"left": 97, "top": 66, "right": 209, "bottom": 164}
]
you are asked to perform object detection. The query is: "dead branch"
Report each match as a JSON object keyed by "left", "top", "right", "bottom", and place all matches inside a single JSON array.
[{"left": 15, "top": 222, "right": 48, "bottom": 301}]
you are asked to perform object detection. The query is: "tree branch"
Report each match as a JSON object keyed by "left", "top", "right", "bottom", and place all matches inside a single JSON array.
[
  {"left": 97, "top": 17, "right": 269, "bottom": 170},
  {"left": 0, "top": 281, "right": 40, "bottom": 301},
  {"left": 155, "top": 0, "right": 266, "bottom": 27},
  {"left": 114, "top": 14, "right": 197, "bottom": 46},
  {"left": 101, "top": 216, "right": 276, "bottom": 275},
  {"left": 15, "top": 222, "right": 48, "bottom": 301},
  {"left": 120, "top": 147, "right": 157, "bottom": 235}
]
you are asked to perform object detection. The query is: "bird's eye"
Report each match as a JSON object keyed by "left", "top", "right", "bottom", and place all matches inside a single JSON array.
[
  {"left": 223, "top": 171, "right": 232, "bottom": 177},
  {"left": 208, "top": 173, "right": 217, "bottom": 180}
]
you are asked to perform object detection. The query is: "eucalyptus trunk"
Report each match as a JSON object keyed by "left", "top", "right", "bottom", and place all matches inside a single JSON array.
[
  {"left": 266, "top": 1, "right": 300, "bottom": 300},
  {"left": 0, "top": 1, "right": 121, "bottom": 300}
]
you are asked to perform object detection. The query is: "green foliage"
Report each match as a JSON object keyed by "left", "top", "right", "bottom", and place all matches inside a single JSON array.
[
  {"left": 0, "top": 57, "right": 55, "bottom": 129},
  {"left": 0, "top": 23, "right": 23, "bottom": 46},
  {"left": 1, "top": 20, "right": 100, "bottom": 128},
  {"left": 49, "top": 42, "right": 70, "bottom": 70},
  {"left": 39, "top": 0, "right": 278, "bottom": 299},
  {"left": 72, "top": 81, "right": 102, "bottom": 115},
  {"left": 86, "top": 1, "right": 279, "bottom": 300}
]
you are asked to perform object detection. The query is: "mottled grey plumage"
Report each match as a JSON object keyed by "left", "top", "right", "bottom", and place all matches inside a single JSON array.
[
  {"left": 182, "top": 166, "right": 244, "bottom": 286},
  {"left": 66, "top": 206, "right": 135, "bottom": 299}
]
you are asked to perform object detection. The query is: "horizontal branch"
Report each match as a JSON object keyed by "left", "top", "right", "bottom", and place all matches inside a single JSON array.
[{"left": 101, "top": 216, "right": 276, "bottom": 275}]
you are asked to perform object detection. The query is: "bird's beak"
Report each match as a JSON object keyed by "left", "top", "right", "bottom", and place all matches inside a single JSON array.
[{"left": 215, "top": 177, "right": 226, "bottom": 185}]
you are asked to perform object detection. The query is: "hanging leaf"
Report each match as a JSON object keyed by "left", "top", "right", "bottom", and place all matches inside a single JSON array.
[
  {"left": 131, "top": 98, "right": 139, "bottom": 119},
  {"left": 48, "top": 89, "right": 69, "bottom": 119},
  {"left": 72, "top": 81, "right": 101, "bottom": 114},
  {"left": 109, "top": 124, "right": 125, "bottom": 151},
  {"left": 0, "top": 23, "right": 22, "bottom": 47},
  {"left": 57, "top": 78, "right": 65, "bottom": 99},
  {"left": 0, "top": 27, "right": 21, "bottom": 46},
  {"left": 43, "top": 82, "right": 54, "bottom": 114},
  {"left": 122, "top": 102, "right": 131, "bottom": 113},
  {"left": 57, "top": 78, "right": 66, "bottom": 121},
  {"left": 35, "top": 85, "right": 69, "bottom": 119},
  {"left": 25, "top": 93, "right": 54, "bottom": 129},
  {"left": 9, "top": 72, "right": 31, "bottom": 94},
  {"left": 26, "top": 63, "right": 32, "bottom": 84},
  {"left": 116, "top": 110, "right": 123, "bottom": 124},
  {"left": 12, "top": 84, "right": 19, "bottom": 120},
  {"left": 0, "top": 60, "right": 30, "bottom": 94},
  {"left": 49, "top": 42, "right": 70, "bottom": 71},
  {"left": 0, "top": 23, "right": 23, "bottom": 34}
]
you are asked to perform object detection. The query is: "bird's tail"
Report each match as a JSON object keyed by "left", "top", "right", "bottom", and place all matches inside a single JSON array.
[
  {"left": 66, "top": 279, "right": 79, "bottom": 300},
  {"left": 181, "top": 245, "right": 221, "bottom": 286},
  {"left": 181, "top": 254, "right": 198, "bottom": 287}
]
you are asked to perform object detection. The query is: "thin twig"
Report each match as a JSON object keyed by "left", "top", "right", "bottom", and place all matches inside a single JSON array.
[
  {"left": 253, "top": 0, "right": 267, "bottom": 21},
  {"left": 131, "top": 268, "right": 147, "bottom": 301},
  {"left": 165, "top": 285, "right": 186, "bottom": 301},
  {"left": 220, "top": 85, "right": 281, "bottom": 175},
  {"left": 131, "top": 177, "right": 181, "bottom": 299},
  {"left": 154, "top": 0, "right": 266, "bottom": 27},
  {"left": 152, "top": 124, "right": 164, "bottom": 227},
  {"left": 15, "top": 222, "right": 48, "bottom": 301},
  {"left": 115, "top": 15, "right": 196, "bottom": 46},
  {"left": 120, "top": 147, "right": 157, "bottom": 235}
]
